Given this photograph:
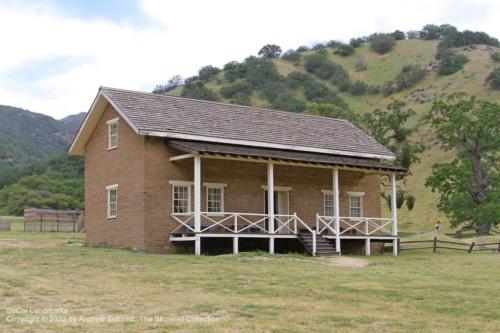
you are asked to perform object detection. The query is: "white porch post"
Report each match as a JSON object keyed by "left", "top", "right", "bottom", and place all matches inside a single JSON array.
[
  {"left": 233, "top": 236, "right": 239, "bottom": 254},
  {"left": 365, "top": 238, "right": 371, "bottom": 256},
  {"left": 333, "top": 168, "right": 341, "bottom": 254},
  {"left": 194, "top": 155, "right": 201, "bottom": 233},
  {"left": 391, "top": 172, "right": 398, "bottom": 256},
  {"left": 195, "top": 236, "right": 201, "bottom": 255},
  {"left": 267, "top": 162, "right": 275, "bottom": 254}
]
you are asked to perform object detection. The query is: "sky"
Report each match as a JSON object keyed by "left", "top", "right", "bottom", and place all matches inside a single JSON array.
[{"left": 0, "top": 0, "right": 498, "bottom": 119}]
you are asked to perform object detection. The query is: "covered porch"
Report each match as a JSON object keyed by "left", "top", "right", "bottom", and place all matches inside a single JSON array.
[{"left": 167, "top": 140, "right": 404, "bottom": 256}]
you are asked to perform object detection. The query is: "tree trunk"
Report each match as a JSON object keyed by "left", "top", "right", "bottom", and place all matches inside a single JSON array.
[{"left": 476, "top": 223, "right": 491, "bottom": 235}]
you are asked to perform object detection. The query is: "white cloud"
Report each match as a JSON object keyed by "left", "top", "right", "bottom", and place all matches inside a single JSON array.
[{"left": 0, "top": 0, "right": 498, "bottom": 118}]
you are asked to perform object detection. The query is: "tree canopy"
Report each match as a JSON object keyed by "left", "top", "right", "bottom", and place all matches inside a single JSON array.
[{"left": 425, "top": 94, "right": 500, "bottom": 228}]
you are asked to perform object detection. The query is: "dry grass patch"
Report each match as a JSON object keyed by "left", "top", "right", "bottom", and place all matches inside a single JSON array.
[{"left": 0, "top": 232, "right": 499, "bottom": 332}]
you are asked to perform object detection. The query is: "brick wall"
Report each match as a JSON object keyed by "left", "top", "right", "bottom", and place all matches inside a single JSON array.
[{"left": 84, "top": 105, "right": 146, "bottom": 250}]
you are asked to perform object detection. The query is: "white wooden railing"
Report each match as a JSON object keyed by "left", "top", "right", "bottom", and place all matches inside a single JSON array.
[
  {"left": 171, "top": 212, "right": 310, "bottom": 235},
  {"left": 316, "top": 215, "right": 395, "bottom": 236}
]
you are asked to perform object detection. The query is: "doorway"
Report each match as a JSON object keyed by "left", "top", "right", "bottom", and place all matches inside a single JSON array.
[{"left": 264, "top": 189, "right": 290, "bottom": 233}]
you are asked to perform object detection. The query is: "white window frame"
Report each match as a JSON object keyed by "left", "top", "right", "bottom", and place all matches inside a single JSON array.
[
  {"left": 348, "top": 192, "right": 365, "bottom": 219},
  {"left": 204, "top": 183, "right": 227, "bottom": 216},
  {"left": 169, "top": 180, "right": 193, "bottom": 214},
  {"left": 107, "top": 117, "right": 119, "bottom": 150},
  {"left": 106, "top": 184, "right": 118, "bottom": 219},
  {"left": 321, "top": 190, "right": 335, "bottom": 217}
]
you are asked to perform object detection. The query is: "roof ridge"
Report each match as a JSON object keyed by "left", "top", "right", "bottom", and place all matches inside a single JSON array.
[{"left": 99, "top": 86, "right": 351, "bottom": 124}]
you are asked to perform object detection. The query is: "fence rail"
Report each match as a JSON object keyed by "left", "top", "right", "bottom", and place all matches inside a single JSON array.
[
  {"left": 397, "top": 237, "right": 500, "bottom": 253},
  {"left": 23, "top": 208, "right": 84, "bottom": 233}
]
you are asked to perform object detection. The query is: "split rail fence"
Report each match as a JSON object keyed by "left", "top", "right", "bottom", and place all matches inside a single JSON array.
[{"left": 396, "top": 237, "right": 500, "bottom": 253}]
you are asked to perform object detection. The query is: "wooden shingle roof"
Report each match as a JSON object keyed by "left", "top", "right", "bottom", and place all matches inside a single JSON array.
[{"left": 99, "top": 87, "right": 395, "bottom": 160}]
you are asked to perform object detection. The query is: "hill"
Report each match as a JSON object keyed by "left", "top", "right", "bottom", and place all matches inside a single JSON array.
[
  {"left": 159, "top": 31, "right": 500, "bottom": 232},
  {"left": 0, "top": 106, "right": 85, "bottom": 214}
]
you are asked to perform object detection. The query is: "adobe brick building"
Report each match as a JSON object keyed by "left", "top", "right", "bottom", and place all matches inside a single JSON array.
[{"left": 69, "top": 87, "right": 405, "bottom": 256}]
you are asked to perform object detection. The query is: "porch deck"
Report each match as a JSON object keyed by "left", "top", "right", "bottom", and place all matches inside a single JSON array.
[{"left": 169, "top": 212, "right": 398, "bottom": 256}]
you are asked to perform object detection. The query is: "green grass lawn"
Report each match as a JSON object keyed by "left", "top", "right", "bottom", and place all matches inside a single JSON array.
[{"left": 1, "top": 232, "right": 499, "bottom": 332}]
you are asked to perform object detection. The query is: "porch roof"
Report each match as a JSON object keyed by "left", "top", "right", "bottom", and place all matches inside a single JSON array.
[{"left": 168, "top": 140, "right": 407, "bottom": 173}]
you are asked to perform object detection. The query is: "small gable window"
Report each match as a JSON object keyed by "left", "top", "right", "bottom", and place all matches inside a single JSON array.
[{"left": 107, "top": 118, "right": 119, "bottom": 150}]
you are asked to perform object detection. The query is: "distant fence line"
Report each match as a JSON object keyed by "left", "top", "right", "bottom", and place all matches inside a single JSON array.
[
  {"left": 397, "top": 237, "right": 500, "bottom": 253},
  {"left": 23, "top": 208, "right": 84, "bottom": 233}
]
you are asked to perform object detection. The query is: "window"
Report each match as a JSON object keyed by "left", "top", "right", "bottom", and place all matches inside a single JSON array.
[
  {"left": 173, "top": 184, "right": 191, "bottom": 214},
  {"left": 323, "top": 191, "right": 335, "bottom": 217},
  {"left": 348, "top": 192, "right": 364, "bottom": 218},
  {"left": 107, "top": 118, "right": 118, "bottom": 149},
  {"left": 206, "top": 184, "right": 225, "bottom": 214},
  {"left": 106, "top": 184, "right": 118, "bottom": 218}
]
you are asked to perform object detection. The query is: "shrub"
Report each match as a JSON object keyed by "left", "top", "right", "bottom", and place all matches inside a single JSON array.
[
  {"left": 296, "top": 45, "right": 309, "bottom": 52},
  {"left": 369, "top": 33, "right": 396, "bottom": 54},
  {"left": 486, "top": 67, "right": 500, "bottom": 90},
  {"left": 220, "top": 81, "right": 253, "bottom": 100},
  {"left": 198, "top": 65, "right": 221, "bottom": 81},
  {"left": 354, "top": 57, "right": 366, "bottom": 71},
  {"left": 349, "top": 37, "right": 365, "bottom": 47},
  {"left": 282, "top": 49, "right": 301, "bottom": 63},
  {"left": 152, "top": 75, "right": 183, "bottom": 94},
  {"left": 437, "top": 50, "right": 469, "bottom": 75},
  {"left": 181, "top": 81, "right": 219, "bottom": 101},
  {"left": 243, "top": 56, "right": 281, "bottom": 88},
  {"left": 334, "top": 44, "right": 355, "bottom": 57},
  {"left": 406, "top": 30, "right": 420, "bottom": 39},
  {"left": 223, "top": 61, "right": 247, "bottom": 82},
  {"left": 491, "top": 51, "right": 500, "bottom": 62},
  {"left": 394, "top": 65, "right": 426, "bottom": 90},
  {"left": 303, "top": 51, "right": 336, "bottom": 79},
  {"left": 312, "top": 43, "right": 326, "bottom": 50},
  {"left": 349, "top": 80, "right": 368, "bottom": 96},
  {"left": 392, "top": 30, "right": 406, "bottom": 40},
  {"left": 258, "top": 44, "right": 282, "bottom": 58},
  {"left": 326, "top": 40, "right": 343, "bottom": 48}
]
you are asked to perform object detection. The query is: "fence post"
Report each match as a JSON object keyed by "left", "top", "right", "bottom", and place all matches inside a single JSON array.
[
  {"left": 498, "top": 241, "right": 500, "bottom": 253},
  {"left": 40, "top": 215, "right": 43, "bottom": 232},
  {"left": 468, "top": 242, "right": 475, "bottom": 253},
  {"left": 397, "top": 238, "right": 401, "bottom": 254},
  {"left": 57, "top": 213, "right": 59, "bottom": 232},
  {"left": 433, "top": 237, "right": 437, "bottom": 253}
]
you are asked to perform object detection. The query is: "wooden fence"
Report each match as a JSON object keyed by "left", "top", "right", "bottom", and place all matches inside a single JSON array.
[
  {"left": 23, "top": 208, "right": 84, "bottom": 233},
  {"left": 397, "top": 237, "right": 500, "bottom": 253}
]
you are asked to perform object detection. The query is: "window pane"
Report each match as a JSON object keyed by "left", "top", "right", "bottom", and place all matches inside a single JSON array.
[
  {"left": 350, "top": 196, "right": 361, "bottom": 217},
  {"left": 207, "top": 187, "right": 222, "bottom": 213},
  {"left": 108, "top": 188, "right": 117, "bottom": 217},
  {"left": 324, "top": 194, "right": 334, "bottom": 216},
  {"left": 173, "top": 185, "right": 189, "bottom": 213},
  {"left": 108, "top": 123, "right": 118, "bottom": 148}
]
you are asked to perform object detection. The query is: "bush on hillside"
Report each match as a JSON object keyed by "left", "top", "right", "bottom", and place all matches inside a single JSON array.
[
  {"left": 243, "top": 56, "right": 281, "bottom": 88},
  {"left": 198, "top": 65, "right": 221, "bottom": 81},
  {"left": 394, "top": 64, "right": 426, "bottom": 90},
  {"left": 223, "top": 61, "right": 247, "bottom": 82},
  {"left": 406, "top": 30, "right": 420, "bottom": 39},
  {"left": 437, "top": 50, "right": 469, "bottom": 75},
  {"left": 181, "top": 80, "right": 219, "bottom": 101},
  {"left": 492, "top": 51, "right": 500, "bottom": 62},
  {"left": 486, "top": 67, "right": 500, "bottom": 90},
  {"left": 282, "top": 49, "right": 301, "bottom": 63},
  {"left": 349, "top": 37, "right": 365, "bottom": 47},
  {"left": 152, "top": 75, "right": 183, "bottom": 94},
  {"left": 334, "top": 44, "right": 355, "bottom": 57},
  {"left": 369, "top": 33, "right": 396, "bottom": 54},
  {"left": 220, "top": 81, "right": 253, "bottom": 103},
  {"left": 296, "top": 45, "right": 309, "bottom": 52},
  {"left": 258, "top": 44, "right": 282, "bottom": 58},
  {"left": 349, "top": 80, "right": 368, "bottom": 96},
  {"left": 392, "top": 30, "right": 406, "bottom": 40},
  {"left": 354, "top": 57, "right": 367, "bottom": 71}
]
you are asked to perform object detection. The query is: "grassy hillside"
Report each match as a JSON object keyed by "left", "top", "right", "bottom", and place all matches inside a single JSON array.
[{"left": 168, "top": 39, "right": 499, "bottom": 232}]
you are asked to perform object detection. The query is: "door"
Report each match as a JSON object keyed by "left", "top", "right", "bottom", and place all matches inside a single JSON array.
[{"left": 264, "top": 190, "right": 290, "bottom": 233}]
